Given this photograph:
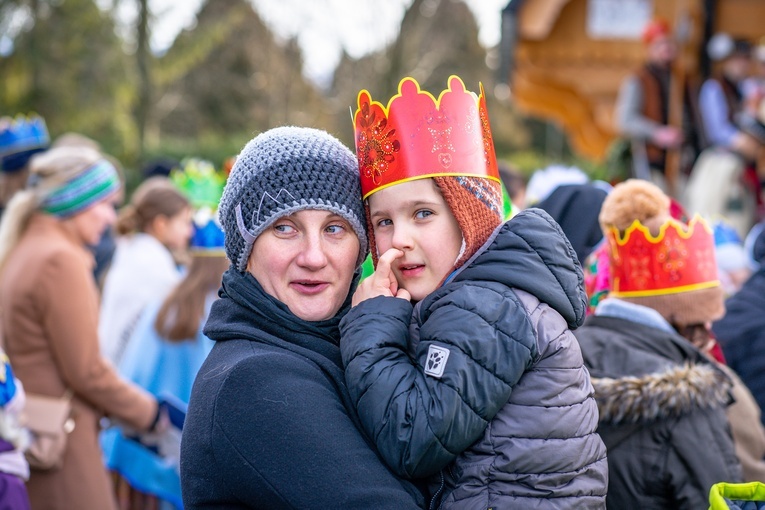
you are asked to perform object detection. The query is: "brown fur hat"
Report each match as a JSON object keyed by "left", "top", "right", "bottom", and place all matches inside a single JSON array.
[{"left": 599, "top": 179, "right": 670, "bottom": 234}]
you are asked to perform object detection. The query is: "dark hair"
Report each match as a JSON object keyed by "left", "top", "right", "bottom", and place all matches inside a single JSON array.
[
  {"left": 116, "top": 177, "right": 189, "bottom": 236},
  {"left": 674, "top": 323, "right": 714, "bottom": 353},
  {"left": 155, "top": 254, "right": 228, "bottom": 342}
]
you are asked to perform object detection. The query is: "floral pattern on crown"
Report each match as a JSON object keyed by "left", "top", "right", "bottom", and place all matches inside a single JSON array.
[
  {"left": 607, "top": 215, "right": 720, "bottom": 297},
  {"left": 353, "top": 75, "right": 499, "bottom": 199}
]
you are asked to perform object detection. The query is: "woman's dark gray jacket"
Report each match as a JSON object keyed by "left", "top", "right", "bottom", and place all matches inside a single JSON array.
[
  {"left": 340, "top": 209, "right": 608, "bottom": 509},
  {"left": 575, "top": 314, "right": 743, "bottom": 509}
]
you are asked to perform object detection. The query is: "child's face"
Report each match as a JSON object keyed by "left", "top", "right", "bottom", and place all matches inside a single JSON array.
[
  {"left": 368, "top": 178, "right": 462, "bottom": 302},
  {"left": 154, "top": 206, "right": 194, "bottom": 252}
]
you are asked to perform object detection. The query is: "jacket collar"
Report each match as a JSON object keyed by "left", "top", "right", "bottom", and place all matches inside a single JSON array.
[
  {"left": 581, "top": 315, "right": 733, "bottom": 425},
  {"left": 595, "top": 297, "right": 675, "bottom": 334},
  {"left": 592, "top": 361, "right": 732, "bottom": 425}
]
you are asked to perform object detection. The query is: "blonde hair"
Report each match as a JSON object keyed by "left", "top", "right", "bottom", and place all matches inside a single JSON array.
[
  {"left": 116, "top": 177, "right": 189, "bottom": 236},
  {"left": 0, "top": 146, "right": 103, "bottom": 275}
]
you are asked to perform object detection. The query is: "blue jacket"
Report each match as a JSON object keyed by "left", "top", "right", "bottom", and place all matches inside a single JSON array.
[
  {"left": 341, "top": 209, "right": 608, "bottom": 509},
  {"left": 101, "top": 299, "right": 214, "bottom": 509},
  {"left": 713, "top": 266, "right": 765, "bottom": 427}
]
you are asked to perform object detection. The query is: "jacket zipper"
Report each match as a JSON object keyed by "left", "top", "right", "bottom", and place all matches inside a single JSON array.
[{"left": 429, "top": 470, "right": 445, "bottom": 510}]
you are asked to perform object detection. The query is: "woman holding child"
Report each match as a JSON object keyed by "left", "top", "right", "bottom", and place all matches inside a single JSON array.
[{"left": 182, "top": 77, "right": 608, "bottom": 509}]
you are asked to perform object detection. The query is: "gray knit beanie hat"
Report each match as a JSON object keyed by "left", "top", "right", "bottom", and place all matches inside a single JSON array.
[{"left": 219, "top": 126, "right": 369, "bottom": 272}]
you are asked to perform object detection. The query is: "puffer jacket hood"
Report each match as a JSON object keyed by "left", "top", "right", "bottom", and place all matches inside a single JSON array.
[{"left": 452, "top": 208, "right": 587, "bottom": 329}]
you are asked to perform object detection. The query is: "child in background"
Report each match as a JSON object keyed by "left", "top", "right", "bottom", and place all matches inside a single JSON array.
[
  {"left": 99, "top": 176, "right": 193, "bottom": 365},
  {"left": 101, "top": 161, "right": 227, "bottom": 509},
  {"left": 119, "top": 161, "right": 226, "bottom": 402},
  {"left": 340, "top": 76, "right": 607, "bottom": 509}
]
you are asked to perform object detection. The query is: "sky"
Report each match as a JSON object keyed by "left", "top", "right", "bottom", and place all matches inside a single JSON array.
[{"left": 146, "top": 0, "right": 509, "bottom": 86}]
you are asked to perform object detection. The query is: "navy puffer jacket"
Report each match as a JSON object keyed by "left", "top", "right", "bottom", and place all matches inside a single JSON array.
[{"left": 340, "top": 209, "right": 608, "bottom": 509}]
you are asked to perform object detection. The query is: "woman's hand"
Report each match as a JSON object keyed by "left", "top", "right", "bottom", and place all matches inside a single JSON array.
[{"left": 352, "top": 249, "right": 411, "bottom": 306}]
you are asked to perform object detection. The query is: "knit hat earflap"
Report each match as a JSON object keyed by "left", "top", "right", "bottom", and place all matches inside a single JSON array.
[
  {"left": 433, "top": 175, "right": 503, "bottom": 269},
  {"left": 218, "top": 127, "right": 368, "bottom": 272}
]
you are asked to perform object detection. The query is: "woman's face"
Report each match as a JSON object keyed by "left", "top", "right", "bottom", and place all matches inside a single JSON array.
[
  {"left": 67, "top": 198, "right": 118, "bottom": 246},
  {"left": 247, "top": 209, "right": 360, "bottom": 322}
]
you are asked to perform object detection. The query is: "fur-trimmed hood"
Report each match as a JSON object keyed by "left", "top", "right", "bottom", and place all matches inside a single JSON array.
[{"left": 592, "top": 362, "right": 733, "bottom": 425}]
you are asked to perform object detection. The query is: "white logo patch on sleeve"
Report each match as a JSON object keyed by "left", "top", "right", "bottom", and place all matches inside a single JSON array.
[{"left": 424, "top": 345, "right": 450, "bottom": 378}]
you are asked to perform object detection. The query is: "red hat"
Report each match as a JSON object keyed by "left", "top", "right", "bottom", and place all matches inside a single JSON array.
[
  {"left": 642, "top": 18, "right": 671, "bottom": 45},
  {"left": 606, "top": 215, "right": 725, "bottom": 326}
]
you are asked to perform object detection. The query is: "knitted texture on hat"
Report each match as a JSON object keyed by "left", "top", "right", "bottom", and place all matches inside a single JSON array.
[
  {"left": 40, "top": 159, "right": 120, "bottom": 218},
  {"left": 622, "top": 285, "right": 725, "bottom": 328},
  {"left": 218, "top": 127, "right": 368, "bottom": 272},
  {"left": 434, "top": 176, "right": 503, "bottom": 269}
]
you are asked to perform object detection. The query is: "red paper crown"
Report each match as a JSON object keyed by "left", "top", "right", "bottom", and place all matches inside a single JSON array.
[
  {"left": 607, "top": 215, "right": 720, "bottom": 298},
  {"left": 354, "top": 75, "right": 500, "bottom": 199}
]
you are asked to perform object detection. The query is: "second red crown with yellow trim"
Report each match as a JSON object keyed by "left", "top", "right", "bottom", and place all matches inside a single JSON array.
[
  {"left": 607, "top": 215, "right": 720, "bottom": 298},
  {"left": 353, "top": 75, "right": 500, "bottom": 199}
]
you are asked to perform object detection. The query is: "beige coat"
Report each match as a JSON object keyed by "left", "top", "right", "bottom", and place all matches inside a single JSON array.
[
  {"left": 720, "top": 363, "right": 765, "bottom": 482},
  {"left": 1, "top": 214, "right": 156, "bottom": 510}
]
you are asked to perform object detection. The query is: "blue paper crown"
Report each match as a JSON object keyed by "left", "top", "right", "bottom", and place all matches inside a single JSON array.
[
  {"left": 191, "top": 207, "right": 225, "bottom": 253},
  {"left": 0, "top": 114, "right": 50, "bottom": 172},
  {"left": 0, "top": 353, "right": 18, "bottom": 407}
]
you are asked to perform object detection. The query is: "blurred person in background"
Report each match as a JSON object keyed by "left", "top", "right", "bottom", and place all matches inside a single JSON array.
[
  {"left": 0, "top": 115, "right": 49, "bottom": 219},
  {"left": 48, "top": 131, "right": 123, "bottom": 286},
  {"left": 99, "top": 177, "right": 193, "bottom": 366},
  {"left": 701, "top": 34, "right": 762, "bottom": 165},
  {"left": 713, "top": 220, "right": 755, "bottom": 296},
  {"left": 577, "top": 180, "right": 765, "bottom": 505},
  {"left": 713, "top": 224, "right": 765, "bottom": 431},
  {"left": 0, "top": 146, "right": 161, "bottom": 510},
  {"left": 536, "top": 182, "right": 609, "bottom": 265},
  {"left": 615, "top": 19, "right": 701, "bottom": 189},
  {"left": 693, "top": 34, "right": 763, "bottom": 233},
  {"left": 0, "top": 351, "right": 31, "bottom": 509},
  {"left": 524, "top": 163, "right": 588, "bottom": 206},
  {"left": 101, "top": 162, "right": 227, "bottom": 510}
]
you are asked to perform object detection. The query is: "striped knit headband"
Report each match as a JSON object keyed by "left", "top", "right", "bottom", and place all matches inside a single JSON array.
[{"left": 41, "top": 159, "right": 120, "bottom": 217}]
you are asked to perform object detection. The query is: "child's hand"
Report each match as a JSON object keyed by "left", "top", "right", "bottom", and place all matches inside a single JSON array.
[{"left": 352, "top": 248, "right": 411, "bottom": 306}]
